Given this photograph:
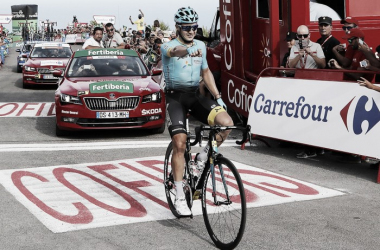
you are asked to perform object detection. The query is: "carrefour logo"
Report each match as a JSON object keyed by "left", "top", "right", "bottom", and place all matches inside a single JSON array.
[
  {"left": 253, "top": 94, "right": 333, "bottom": 122},
  {"left": 340, "top": 95, "right": 380, "bottom": 135}
]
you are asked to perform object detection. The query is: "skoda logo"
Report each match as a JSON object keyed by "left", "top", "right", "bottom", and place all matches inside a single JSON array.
[{"left": 109, "top": 93, "right": 116, "bottom": 99}]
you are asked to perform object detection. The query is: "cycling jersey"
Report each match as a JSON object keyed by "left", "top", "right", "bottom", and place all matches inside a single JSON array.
[{"left": 160, "top": 38, "right": 208, "bottom": 91}]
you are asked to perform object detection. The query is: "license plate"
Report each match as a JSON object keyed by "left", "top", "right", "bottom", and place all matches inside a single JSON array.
[
  {"left": 43, "top": 74, "right": 58, "bottom": 79},
  {"left": 96, "top": 111, "right": 129, "bottom": 119}
]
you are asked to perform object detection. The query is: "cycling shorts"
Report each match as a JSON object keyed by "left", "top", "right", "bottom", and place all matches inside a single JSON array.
[{"left": 166, "top": 88, "right": 226, "bottom": 137}]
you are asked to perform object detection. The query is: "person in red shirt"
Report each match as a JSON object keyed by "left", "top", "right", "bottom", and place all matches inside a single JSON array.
[{"left": 330, "top": 28, "right": 371, "bottom": 80}]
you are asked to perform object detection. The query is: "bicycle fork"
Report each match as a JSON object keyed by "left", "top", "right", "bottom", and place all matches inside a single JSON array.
[{"left": 209, "top": 134, "right": 231, "bottom": 206}]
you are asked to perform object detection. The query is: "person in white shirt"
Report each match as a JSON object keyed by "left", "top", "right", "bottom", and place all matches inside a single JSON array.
[
  {"left": 310, "top": 0, "right": 340, "bottom": 21},
  {"left": 288, "top": 25, "right": 326, "bottom": 69},
  {"left": 82, "top": 27, "right": 104, "bottom": 50},
  {"left": 102, "top": 23, "right": 125, "bottom": 49}
]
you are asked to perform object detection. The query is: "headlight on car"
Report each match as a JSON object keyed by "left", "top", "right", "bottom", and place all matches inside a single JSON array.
[
  {"left": 142, "top": 92, "right": 161, "bottom": 103},
  {"left": 60, "top": 94, "right": 82, "bottom": 105},
  {"left": 24, "top": 66, "right": 36, "bottom": 71},
  {"left": 19, "top": 58, "right": 25, "bottom": 61}
]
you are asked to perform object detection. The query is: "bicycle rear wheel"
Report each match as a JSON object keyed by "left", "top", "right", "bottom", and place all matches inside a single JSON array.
[
  {"left": 163, "top": 142, "right": 192, "bottom": 218},
  {"left": 201, "top": 156, "right": 246, "bottom": 249}
]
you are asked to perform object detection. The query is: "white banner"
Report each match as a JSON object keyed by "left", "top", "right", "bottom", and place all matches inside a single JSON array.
[
  {"left": 0, "top": 14, "right": 12, "bottom": 24},
  {"left": 93, "top": 15, "right": 115, "bottom": 25},
  {"left": 65, "top": 34, "right": 77, "bottom": 44},
  {"left": 248, "top": 77, "right": 380, "bottom": 159}
]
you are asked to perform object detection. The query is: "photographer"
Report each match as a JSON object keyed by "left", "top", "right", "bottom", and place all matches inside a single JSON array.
[{"left": 288, "top": 25, "right": 326, "bottom": 69}]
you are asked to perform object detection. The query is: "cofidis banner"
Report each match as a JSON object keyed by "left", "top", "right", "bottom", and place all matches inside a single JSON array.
[{"left": 248, "top": 77, "right": 380, "bottom": 159}]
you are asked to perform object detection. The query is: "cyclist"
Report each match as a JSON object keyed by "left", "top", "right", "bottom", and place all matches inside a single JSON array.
[{"left": 161, "top": 7, "right": 234, "bottom": 216}]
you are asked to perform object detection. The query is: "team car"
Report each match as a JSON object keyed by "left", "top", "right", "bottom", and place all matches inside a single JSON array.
[
  {"left": 22, "top": 43, "right": 73, "bottom": 88},
  {"left": 15, "top": 41, "right": 39, "bottom": 73},
  {"left": 54, "top": 48, "right": 166, "bottom": 136}
]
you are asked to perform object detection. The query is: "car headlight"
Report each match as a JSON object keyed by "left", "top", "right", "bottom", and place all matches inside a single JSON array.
[
  {"left": 142, "top": 92, "right": 161, "bottom": 103},
  {"left": 60, "top": 94, "right": 82, "bottom": 105},
  {"left": 19, "top": 58, "right": 25, "bottom": 61},
  {"left": 24, "top": 66, "right": 36, "bottom": 71}
]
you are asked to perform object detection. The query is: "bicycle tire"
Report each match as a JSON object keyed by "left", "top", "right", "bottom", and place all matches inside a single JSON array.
[
  {"left": 163, "top": 142, "right": 192, "bottom": 218},
  {"left": 201, "top": 156, "right": 246, "bottom": 249}
]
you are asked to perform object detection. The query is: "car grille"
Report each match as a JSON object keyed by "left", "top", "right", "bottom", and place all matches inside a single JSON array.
[
  {"left": 84, "top": 97, "right": 140, "bottom": 111},
  {"left": 76, "top": 117, "right": 148, "bottom": 127},
  {"left": 37, "top": 67, "right": 65, "bottom": 74}
]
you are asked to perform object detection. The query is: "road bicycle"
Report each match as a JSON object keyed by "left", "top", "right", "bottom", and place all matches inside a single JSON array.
[{"left": 163, "top": 119, "right": 250, "bottom": 249}]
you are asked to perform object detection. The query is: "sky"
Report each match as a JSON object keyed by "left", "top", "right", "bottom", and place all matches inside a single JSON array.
[{"left": 0, "top": 0, "right": 218, "bottom": 32}]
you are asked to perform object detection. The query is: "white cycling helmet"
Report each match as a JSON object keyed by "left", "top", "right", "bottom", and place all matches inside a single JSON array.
[{"left": 174, "top": 7, "right": 199, "bottom": 24}]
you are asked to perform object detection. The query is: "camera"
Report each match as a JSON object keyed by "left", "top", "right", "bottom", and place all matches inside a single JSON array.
[
  {"left": 359, "top": 60, "right": 368, "bottom": 68},
  {"left": 329, "top": 61, "right": 335, "bottom": 67},
  {"left": 298, "top": 39, "right": 303, "bottom": 49}
]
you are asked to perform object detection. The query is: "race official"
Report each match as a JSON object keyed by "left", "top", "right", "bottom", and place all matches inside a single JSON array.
[
  {"left": 103, "top": 23, "right": 125, "bottom": 49},
  {"left": 82, "top": 27, "right": 104, "bottom": 50},
  {"left": 288, "top": 25, "right": 326, "bottom": 69},
  {"left": 316, "top": 16, "right": 340, "bottom": 68}
]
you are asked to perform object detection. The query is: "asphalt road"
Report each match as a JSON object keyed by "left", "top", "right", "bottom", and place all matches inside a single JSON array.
[{"left": 0, "top": 44, "right": 380, "bottom": 250}]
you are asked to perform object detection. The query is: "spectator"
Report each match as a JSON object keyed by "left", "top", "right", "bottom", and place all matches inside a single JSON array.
[
  {"left": 169, "top": 31, "right": 177, "bottom": 40},
  {"left": 148, "top": 33, "right": 156, "bottom": 48},
  {"left": 157, "top": 30, "right": 170, "bottom": 43},
  {"left": 288, "top": 25, "right": 326, "bottom": 69},
  {"left": 129, "top": 9, "right": 146, "bottom": 38},
  {"left": 341, "top": 17, "right": 359, "bottom": 34},
  {"left": 153, "top": 20, "right": 161, "bottom": 34},
  {"left": 281, "top": 31, "right": 297, "bottom": 68},
  {"left": 103, "top": 23, "right": 125, "bottom": 49},
  {"left": 82, "top": 27, "right": 104, "bottom": 50},
  {"left": 330, "top": 28, "right": 367, "bottom": 73},
  {"left": 0, "top": 35, "right": 5, "bottom": 66},
  {"left": 358, "top": 77, "right": 380, "bottom": 92},
  {"left": 310, "top": 0, "right": 340, "bottom": 21},
  {"left": 316, "top": 16, "right": 340, "bottom": 68}
]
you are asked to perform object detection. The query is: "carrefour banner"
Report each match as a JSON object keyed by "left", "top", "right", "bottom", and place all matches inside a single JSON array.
[
  {"left": 11, "top": 5, "right": 38, "bottom": 41},
  {"left": 248, "top": 77, "right": 380, "bottom": 159}
]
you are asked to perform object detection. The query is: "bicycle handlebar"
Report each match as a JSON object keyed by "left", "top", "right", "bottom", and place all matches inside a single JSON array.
[{"left": 190, "top": 125, "right": 251, "bottom": 146}]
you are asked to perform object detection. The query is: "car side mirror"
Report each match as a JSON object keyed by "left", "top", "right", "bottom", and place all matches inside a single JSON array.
[
  {"left": 16, "top": 49, "right": 21, "bottom": 52},
  {"left": 52, "top": 70, "right": 63, "bottom": 77},
  {"left": 151, "top": 68, "right": 162, "bottom": 76}
]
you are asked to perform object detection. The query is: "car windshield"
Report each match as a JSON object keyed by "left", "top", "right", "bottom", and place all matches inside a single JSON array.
[
  {"left": 66, "top": 56, "right": 149, "bottom": 77},
  {"left": 30, "top": 47, "right": 72, "bottom": 58}
]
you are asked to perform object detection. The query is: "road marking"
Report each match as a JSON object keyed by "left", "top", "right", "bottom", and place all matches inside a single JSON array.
[
  {"left": 0, "top": 156, "right": 344, "bottom": 233},
  {"left": 0, "top": 140, "right": 245, "bottom": 152},
  {"left": 0, "top": 102, "right": 55, "bottom": 117}
]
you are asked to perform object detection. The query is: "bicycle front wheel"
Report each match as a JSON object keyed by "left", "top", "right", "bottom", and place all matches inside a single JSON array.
[{"left": 201, "top": 156, "right": 246, "bottom": 249}]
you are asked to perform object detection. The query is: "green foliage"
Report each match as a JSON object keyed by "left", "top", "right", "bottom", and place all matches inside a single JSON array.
[
  {"left": 158, "top": 20, "right": 170, "bottom": 31},
  {"left": 202, "top": 26, "right": 209, "bottom": 38}
]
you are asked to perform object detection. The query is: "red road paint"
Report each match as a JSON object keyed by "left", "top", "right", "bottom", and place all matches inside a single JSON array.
[
  {"left": 0, "top": 157, "right": 344, "bottom": 233},
  {"left": 0, "top": 102, "right": 55, "bottom": 117}
]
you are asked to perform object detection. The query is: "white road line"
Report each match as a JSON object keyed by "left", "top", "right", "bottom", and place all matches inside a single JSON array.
[{"left": 0, "top": 140, "right": 246, "bottom": 152}]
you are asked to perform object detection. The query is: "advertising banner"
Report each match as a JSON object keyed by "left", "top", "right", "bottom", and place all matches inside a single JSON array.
[
  {"left": 93, "top": 15, "right": 115, "bottom": 25},
  {"left": 248, "top": 77, "right": 380, "bottom": 159},
  {"left": 0, "top": 15, "right": 12, "bottom": 24},
  {"left": 11, "top": 5, "right": 38, "bottom": 42}
]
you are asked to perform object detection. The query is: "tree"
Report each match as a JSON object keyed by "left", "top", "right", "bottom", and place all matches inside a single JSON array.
[{"left": 158, "top": 20, "right": 170, "bottom": 31}]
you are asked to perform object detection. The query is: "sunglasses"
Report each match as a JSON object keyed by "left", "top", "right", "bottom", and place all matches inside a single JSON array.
[
  {"left": 106, "top": 28, "right": 114, "bottom": 33},
  {"left": 297, "top": 34, "right": 309, "bottom": 38},
  {"left": 179, "top": 24, "right": 198, "bottom": 32},
  {"left": 342, "top": 26, "right": 353, "bottom": 31},
  {"left": 347, "top": 37, "right": 357, "bottom": 44}
]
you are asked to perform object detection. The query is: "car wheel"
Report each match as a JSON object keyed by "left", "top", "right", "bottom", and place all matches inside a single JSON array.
[
  {"left": 56, "top": 124, "right": 69, "bottom": 137},
  {"left": 150, "top": 122, "right": 165, "bottom": 134},
  {"left": 22, "top": 81, "right": 30, "bottom": 89}
]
